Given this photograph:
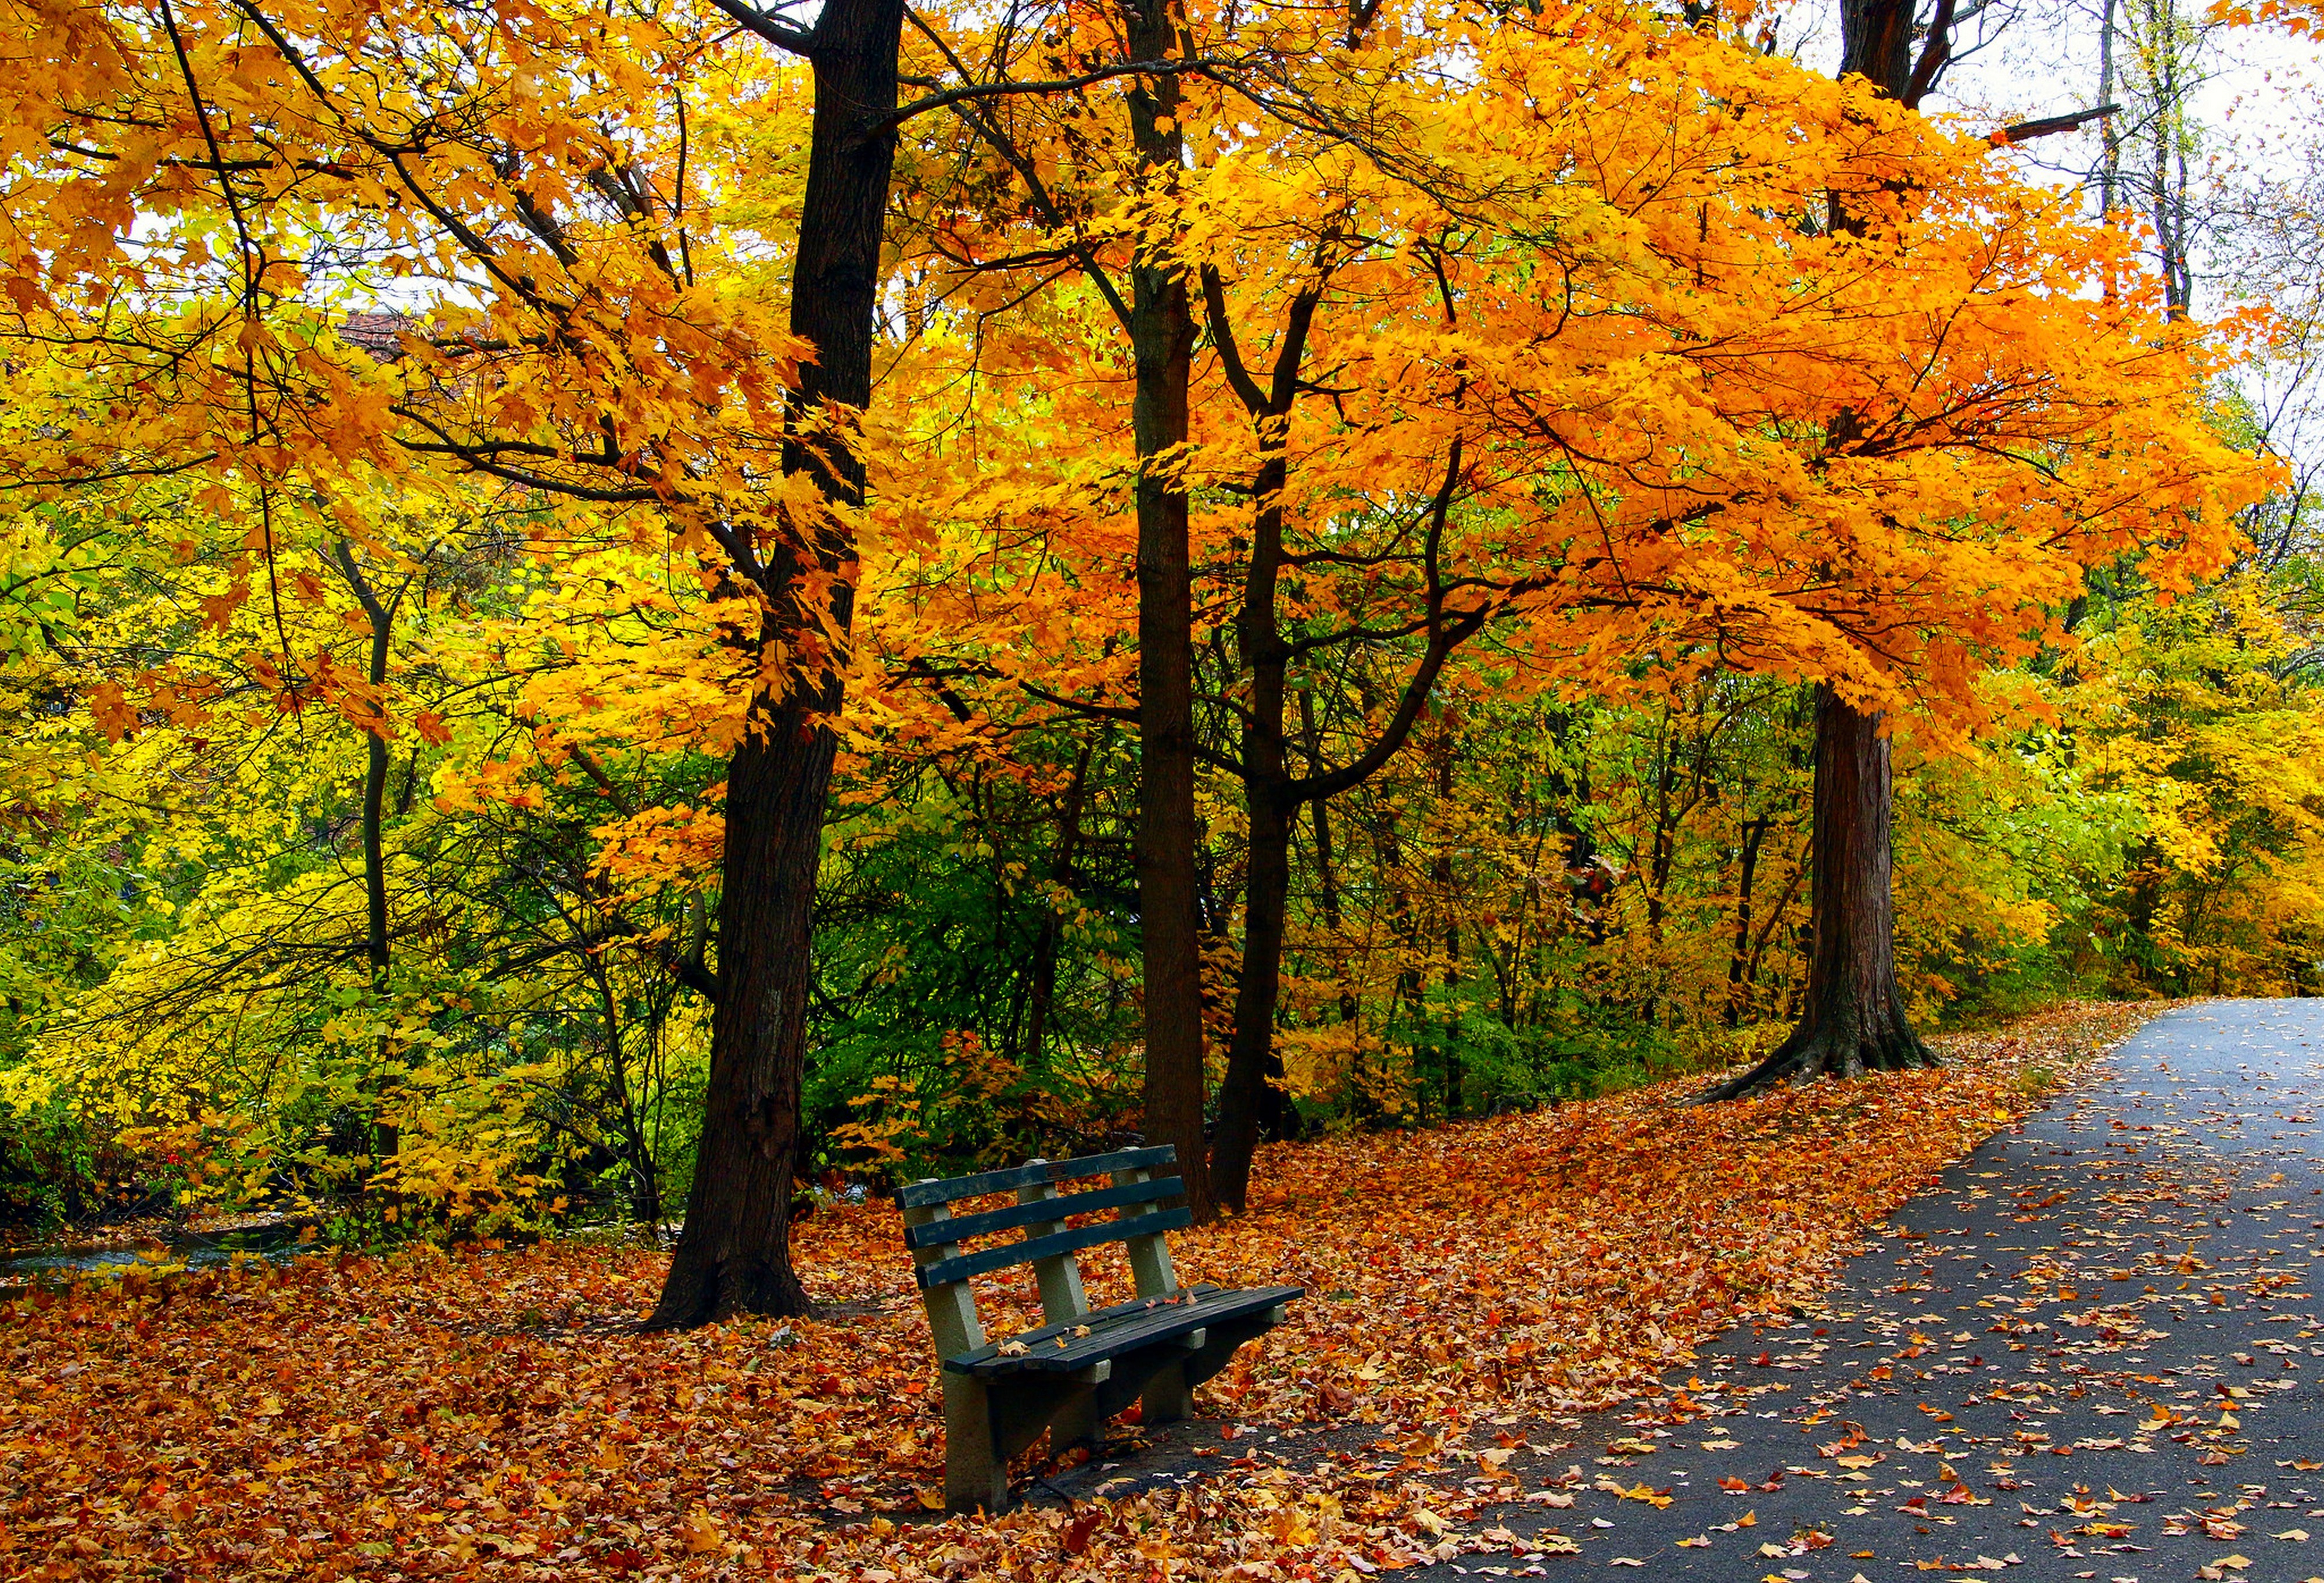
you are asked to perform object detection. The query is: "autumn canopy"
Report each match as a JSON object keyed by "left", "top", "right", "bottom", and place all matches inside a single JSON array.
[{"left": 0, "top": 0, "right": 2304, "bottom": 1351}]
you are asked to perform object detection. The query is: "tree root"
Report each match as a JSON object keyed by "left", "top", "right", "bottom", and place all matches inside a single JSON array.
[
  {"left": 1692, "top": 1021, "right": 1939, "bottom": 1105},
  {"left": 643, "top": 1254, "right": 816, "bottom": 1330}
]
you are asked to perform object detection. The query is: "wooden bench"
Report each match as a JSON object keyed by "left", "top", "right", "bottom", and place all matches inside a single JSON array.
[{"left": 897, "top": 1143, "right": 1301, "bottom": 1512}]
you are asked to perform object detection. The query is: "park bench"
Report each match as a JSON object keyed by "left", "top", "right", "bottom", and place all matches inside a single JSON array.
[{"left": 897, "top": 1143, "right": 1302, "bottom": 1512}]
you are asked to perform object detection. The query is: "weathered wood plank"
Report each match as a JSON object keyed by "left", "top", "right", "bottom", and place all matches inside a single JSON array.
[
  {"left": 944, "top": 1284, "right": 1304, "bottom": 1377},
  {"left": 898, "top": 1175, "right": 1181, "bottom": 1250},
  {"left": 937, "top": 1284, "right": 1221, "bottom": 1362},
  {"left": 902, "top": 1144, "right": 1299, "bottom": 1516},
  {"left": 914, "top": 1206, "right": 1193, "bottom": 1290},
  {"left": 895, "top": 1146, "right": 1177, "bottom": 1209}
]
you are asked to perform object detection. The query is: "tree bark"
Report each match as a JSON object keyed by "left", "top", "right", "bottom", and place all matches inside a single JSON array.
[
  {"left": 2097, "top": 0, "right": 2120, "bottom": 218},
  {"left": 1698, "top": 685, "right": 1931, "bottom": 1099},
  {"left": 331, "top": 540, "right": 401, "bottom": 1171},
  {"left": 1025, "top": 737, "right": 1097, "bottom": 1063},
  {"left": 1207, "top": 521, "right": 1287, "bottom": 1210},
  {"left": 1300, "top": 688, "right": 1361, "bottom": 1028},
  {"left": 330, "top": 540, "right": 397, "bottom": 980},
  {"left": 648, "top": 0, "right": 903, "bottom": 1327},
  {"left": 1724, "top": 814, "right": 1769, "bottom": 1025},
  {"left": 1122, "top": 0, "right": 1211, "bottom": 1223},
  {"left": 1430, "top": 726, "right": 1462, "bottom": 1117}
]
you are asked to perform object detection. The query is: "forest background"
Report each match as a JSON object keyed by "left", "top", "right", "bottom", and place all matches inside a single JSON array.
[{"left": 0, "top": 0, "right": 2317, "bottom": 1284}]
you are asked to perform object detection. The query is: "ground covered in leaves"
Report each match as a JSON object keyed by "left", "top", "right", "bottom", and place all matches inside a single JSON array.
[{"left": 1, "top": 1002, "right": 2158, "bottom": 1580}]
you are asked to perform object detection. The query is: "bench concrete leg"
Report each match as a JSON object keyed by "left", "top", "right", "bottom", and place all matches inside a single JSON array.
[
  {"left": 1052, "top": 1383, "right": 1100, "bottom": 1451},
  {"left": 1141, "top": 1358, "right": 1194, "bottom": 1427},
  {"left": 941, "top": 1373, "right": 1007, "bottom": 1513}
]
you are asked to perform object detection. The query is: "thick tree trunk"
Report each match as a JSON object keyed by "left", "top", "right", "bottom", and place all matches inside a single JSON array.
[
  {"left": 648, "top": 0, "right": 902, "bottom": 1327},
  {"left": 1698, "top": 687, "right": 1932, "bottom": 1100},
  {"left": 1123, "top": 0, "right": 1211, "bottom": 1222},
  {"left": 1698, "top": 0, "right": 1943, "bottom": 1105},
  {"left": 1839, "top": 0, "right": 1914, "bottom": 93},
  {"left": 649, "top": 705, "right": 835, "bottom": 1323}
]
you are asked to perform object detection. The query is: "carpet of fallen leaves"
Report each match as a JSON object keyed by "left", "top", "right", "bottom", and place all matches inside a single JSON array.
[{"left": 1, "top": 1001, "right": 2160, "bottom": 1581}]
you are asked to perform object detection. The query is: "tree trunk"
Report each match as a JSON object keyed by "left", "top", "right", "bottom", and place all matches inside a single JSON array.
[
  {"left": 330, "top": 540, "right": 400, "bottom": 1169},
  {"left": 1211, "top": 791, "right": 1289, "bottom": 1214},
  {"left": 1698, "top": 686, "right": 1931, "bottom": 1099},
  {"left": 1431, "top": 728, "right": 1462, "bottom": 1116},
  {"left": 650, "top": 709, "right": 835, "bottom": 1322},
  {"left": 1699, "top": 0, "right": 1945, "bottom": 1104},
  {"left": 1123, "top": 0, "right": 1210, "bottom": 1222},
  {"left": 1207, "top": 401, "right": 1296, "bottom": 1216},
  {"left": 1724, "top": 815, "right": 1769, "bottom": 1025},
  {"left": 1301, "top": 691, "right": 1360, "bottom": 1028},
  {"left": 330, "top": 540, "right": 396, "bottom": 979},
  {"left": 1025, "top": 737, "right": 1096, "bottom": 1062},
  {"left": 648, "top": 0, "right": 903, "bottom": 1327},
  {"left": 1839, "top": 0, "right": 1914, "bottom": 94},
  {"left": 589, "top": 953, "right": 664, "bottom": 1229},
  {"left": 2097, "top": 0, "right": 2120, "bottom": 219}
]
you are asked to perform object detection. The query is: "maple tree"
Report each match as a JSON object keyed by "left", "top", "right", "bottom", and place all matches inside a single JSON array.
[
  {"left": 1692, "top": 0, "right": 2263, "bottom": 1098},
  {"left": 854, "top": 0, "right": 2260, "bottom": 1208},
  {"left": 3, "top": 0, "right": 930, "bottom": 1319}
]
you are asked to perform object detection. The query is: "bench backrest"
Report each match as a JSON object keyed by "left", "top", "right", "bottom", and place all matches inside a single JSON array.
[{"left": 896, "top": 1144, "right": 1188, "bottom": 1362}]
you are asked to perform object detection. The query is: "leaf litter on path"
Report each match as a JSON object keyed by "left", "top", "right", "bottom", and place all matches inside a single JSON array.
[{"left": 0, "top": 1002, "right": 2158, "bottom": 1579}]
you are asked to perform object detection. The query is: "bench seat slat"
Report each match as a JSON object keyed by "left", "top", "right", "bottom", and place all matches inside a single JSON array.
[
  {"left": 955, "top": 1282, "right": 1225, "bottom": 1354},
  {"left": 895, "top": 1146, "right": 1178, "bottom": 1209},
  {"left": 944, "top": 1283, "right": 1304, "bottom": 1376},
  {"left": 914, "top": 1206, "right": 1193, "bottom": 1290},
  {"left": 899, "top": 1176, "right": 1182, "bottom": 1250}
]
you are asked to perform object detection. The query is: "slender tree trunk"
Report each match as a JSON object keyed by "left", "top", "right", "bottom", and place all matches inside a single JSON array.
[
  {"left": 1430, "top": 728, "right": 1462, "bottom": 1115},
  {"left": 1210, "top": 425, "right": 1293, "bottom": 1215},
  {"left": 1123, "top": 0, "right": 1210, "bottom": 1222},
  {"left": 2153, "top": 0, "right": 2194, "bottom": 318},
  {"left": 1301, "top": 690, "right": 1360, "bottom": 1028},
  {"left": 331, "top": 541, "right": 400, "bottom": 1169},
  {"left": 331, "top": 541, "right": 395, "bottom": 979},
  {"left": 1026, "top": 738, "right": 1097, "bottom": 1062},
  {"left": 1300, "top": 690, "right": 1344, "bottom": 930},
  {"left": 1724, "top": 815, "right": 1769, "bottom": 1025},
  {"left": 648, "top": 0, "right": 903, "bottom": 1326},
  {"left": 1301, "top": 696, "right": 1354, "bottom": 1000},
  {"left": 1212, "top": 794, "right": 1289, "bottom": 1212},
  {"left": 2097, "top": 0, "right": 2120, "bottom": 218},
  {"left": 589, "top": 954, "right": 663, "bottom": 1229},
  {"left": 1699, "top": 686, "right": 1930, "bottom": 1097}
]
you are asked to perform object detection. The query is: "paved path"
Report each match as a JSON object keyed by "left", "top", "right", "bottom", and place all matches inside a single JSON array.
[{"left": 1413, "top": 999, "right": 2324, "bottom": 1582}]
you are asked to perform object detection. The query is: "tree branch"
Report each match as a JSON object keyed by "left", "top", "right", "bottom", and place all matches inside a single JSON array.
[
  {"left": 703, "top": 0, "right": 817, "bottom": 55},
  {"left": 1988, "top": 103, "right": 2120, "bottom": 146},
  {"left": 871, "top": 55, "right": 1235, "bottom": 140}
]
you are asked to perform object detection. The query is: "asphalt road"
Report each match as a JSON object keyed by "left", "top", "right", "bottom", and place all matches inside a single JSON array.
[{"left": 1412, "top": 999, "right": 2324, "bottom": 1582}]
